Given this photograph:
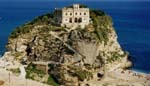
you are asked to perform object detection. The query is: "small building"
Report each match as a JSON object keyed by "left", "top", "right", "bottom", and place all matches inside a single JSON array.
[{"left": 54, "top": 4, "right": 90, "bottom": 28}]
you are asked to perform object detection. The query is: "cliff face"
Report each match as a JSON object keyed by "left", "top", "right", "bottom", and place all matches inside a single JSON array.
[{"left": 3, "top": 10, "right": 132, "bottom": 85}]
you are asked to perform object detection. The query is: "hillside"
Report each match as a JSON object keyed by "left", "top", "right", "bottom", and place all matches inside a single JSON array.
[{"left": 1, "top": 9, "right": 134, "bottom": 86}]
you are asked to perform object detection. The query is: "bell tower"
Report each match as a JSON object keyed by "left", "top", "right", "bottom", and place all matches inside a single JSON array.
[{"left": 73, "top": 4, "right": 79, "bottom": 10}]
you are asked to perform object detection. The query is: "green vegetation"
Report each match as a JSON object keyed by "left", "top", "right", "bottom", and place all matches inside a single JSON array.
[
  {"left": 9, "top": 12, "right": 65, "bottom": 39},
  {"left": 29, "top": 13, "right": 54, "bottom": 25},
  {"left": 25, "top": 63, "right": 46, "bottom": 80},
  {"left": 107, "top": 52, "right": 122, "bottom": 63},
  {"left": 26, "top": 63, "right": 60, "bottom": 85},
  {"left": 9, "top": 13, "right": 54, "bottom": 39},
  {"left": 47, "top": 75, "right": 59, "bottom": 86},
  {"left": 9, "top": 25, "right": 33, "bottom": 38},
  {"left": 90, "top": 9, "right": 112, "bottom": 44},
  {"left": 90, "top": 9, "right": 105, "bottom": 17},
  {"left": 8, "top": 68, "right": 20, "bottom": 75},
  {"left": 68, "top": 66, "right": 93, "bottom": 81},
  {"left": 74, "top": 69, "right": 92, "bottom": 81}
]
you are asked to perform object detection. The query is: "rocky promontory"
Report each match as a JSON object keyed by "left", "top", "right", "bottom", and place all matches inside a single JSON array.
[{"left": 1, "top": 6, "right": 149, "bottom": 86}]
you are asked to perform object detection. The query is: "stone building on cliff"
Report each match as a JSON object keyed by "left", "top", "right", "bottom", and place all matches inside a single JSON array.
[{"left": 54, "top": 4, "right": 90, "bottom": 28}]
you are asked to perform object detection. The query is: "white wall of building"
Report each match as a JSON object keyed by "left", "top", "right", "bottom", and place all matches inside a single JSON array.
[{"left": 55, "top": 4, "right": 90, "bottom": 28}]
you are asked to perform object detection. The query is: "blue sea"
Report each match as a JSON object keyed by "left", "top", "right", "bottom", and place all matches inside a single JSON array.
[{"left": 0, "top": 1, "right": 150, "bottom": 73}]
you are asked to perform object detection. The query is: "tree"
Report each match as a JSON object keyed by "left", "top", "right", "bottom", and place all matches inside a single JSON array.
[{"left": 42, "top": 16, "right": 49, "bottom": 24}]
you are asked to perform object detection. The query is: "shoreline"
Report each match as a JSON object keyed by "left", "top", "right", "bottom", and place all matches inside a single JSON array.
[{"left": 130, "top": 68, "right": 150, "bottom": 75}]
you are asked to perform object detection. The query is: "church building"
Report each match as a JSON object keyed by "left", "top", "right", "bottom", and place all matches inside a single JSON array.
[{"left": 54, "top": 4, "right": 90, "bottom": 28}]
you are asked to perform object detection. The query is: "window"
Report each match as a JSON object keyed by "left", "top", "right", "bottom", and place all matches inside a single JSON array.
[
  {"left": 75, "top": 12, "right": 77, "bottom": 15},
  {"left": 75, "top": 18, "right": 78, "bottom": 23},
  {"left": 80, "top": 13, "right": 82, "bottom": 15},
  {"left": 84, "top": 12, "right": 86, "bottom": 15},
  {"left": 78, "top": 18, "right": 82, "bottom": 23},
  {"left": 65, "top": 13, "right": 67, "bottom": 16},
  {"left": 70, "top": 13, "right": 72, "bottom": 16},
  {"left": 69, "top": 18, "right": 72, "bottom": 23}
]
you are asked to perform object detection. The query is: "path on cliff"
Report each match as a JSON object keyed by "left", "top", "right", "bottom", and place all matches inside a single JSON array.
[
  {"left": 49, "top": 31, "right": 86, "bottom": 64},
  {"left": 19, "top": 65, "right": 26, "bottom": 79},
  {"left": 35, "top": 25, "right": 82, "bottom": 58}
]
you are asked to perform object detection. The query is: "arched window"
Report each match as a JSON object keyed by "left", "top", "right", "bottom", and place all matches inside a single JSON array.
[
  {"left": 78, "top": 18, "right": 82, "bottom": 23},
  {"left": 75, "top": 12, "right": 77, "bottom": 15},
  {"left": 75, "top": 18, "right": 78, "bottom": 23},
  {"left": 65, "top": 13, "right": 68, "bottom": 16},
  {"left": 80, "top": 13, "right": 82, "bottom": 15},
  {"left": 69, "top": 18, "right": 72, "bottom": 23},
  {"left": 84, "top": 12, "right": 86, "bottom": 15},
  {"left": 70, "top": 13, "right": 72, "bottom": 16}
]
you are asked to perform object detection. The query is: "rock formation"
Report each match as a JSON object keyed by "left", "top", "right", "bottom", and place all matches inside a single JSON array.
[{"left": 2, "top": 9, "right": 132, "bottom": 86}]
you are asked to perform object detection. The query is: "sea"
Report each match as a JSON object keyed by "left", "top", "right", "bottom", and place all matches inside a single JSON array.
[{"left": 0, "top": 0, "right": 150, "bottom": 73}]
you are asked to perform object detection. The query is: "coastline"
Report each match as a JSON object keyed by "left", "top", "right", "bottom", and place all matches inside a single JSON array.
[
  {"left": 1, "top": 57, "right": 150, "bottom": 86},
  {"left": 131, "top": 68, "right": 150, "bottom": 75}
]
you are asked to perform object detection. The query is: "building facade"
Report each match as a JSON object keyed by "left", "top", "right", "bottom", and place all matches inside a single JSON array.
[{"left": 54, "top": 4, "right": 90, "bottom": 28}]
